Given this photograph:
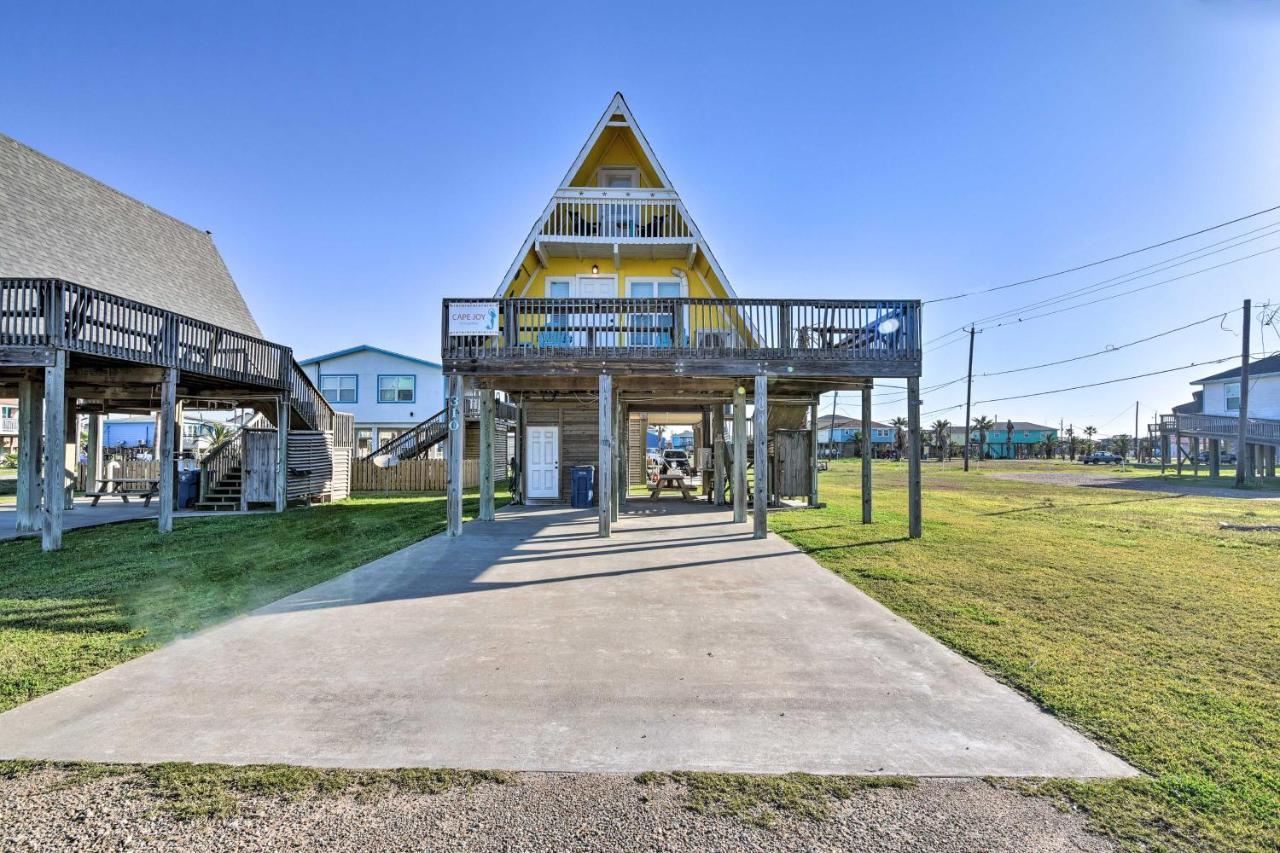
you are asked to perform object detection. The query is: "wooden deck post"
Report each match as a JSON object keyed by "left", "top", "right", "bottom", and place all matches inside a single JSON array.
[
  {"left": 808, "top": 400, "right": 819, "bottom": 507},
  {"left": 1175, "top": 430, "right": 1183, "bottom": 476},
  {"left": 16, "top": 379, "right": 42, "bottom": 533},
  {"left": 614, "top": 399, "right": 625, "bottom": 516},
  {"left": 907, "top": 376, "right": 922, "bottom": 539},
  {"left": 598, "top": 373, "right": 613, "bottom": 538},
  {"left": 733, "top": 387, "right": 746, "bottom": 523},
  {"left": 478, "top": 389, "right": 495, "bottom": 521},
  {"left": 513, "top": 400, "right": 525, "bottom": 505},
  {"left": 1267, "top": 445, "right": 1277, "bottom": 478},
  {"left": 42, "top": 351, "right": 66, "bottom": 551},
  {"left": 446, "top": 374, "right": 466, "bottom": 537},
  {"left": 63, "top": 400, "right": 77, "bottom": 510},
  {"left": 753, "top": 374, "right": 768, "bottom": 540},
  {"left": 1209, "top": 438, "right": 1221, "bottom": 478},
  {"left": 1190, "top": 436, "right": 1200, "bottom": 476},
  {"left": 275, "top": 395, "right": 288, "bottom": 513},
  {"left": 156, "top": 368, "right": 178, "bottom": 533},
  {"left": 86, "top": 413, "right": 103, "bottom": 496},
  {"left": 861, "top": 385, "right": 873, "bottom": 524},
  {"left": 712, "top": 403, "right": 725, "bottom": 507}
]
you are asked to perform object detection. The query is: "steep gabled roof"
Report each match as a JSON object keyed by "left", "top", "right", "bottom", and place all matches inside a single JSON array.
[
  {"left": 298, "top": 344, "right": 442, "bottom": 369},
  {"left": 1193, "top": 353, "right": 1280, "bottom": 384},
  {"left": 0, "top": 133, "right": 262, "bottom": 337},
  {"left": 495, "top": 93, "right": 738, "bottom": 299}
]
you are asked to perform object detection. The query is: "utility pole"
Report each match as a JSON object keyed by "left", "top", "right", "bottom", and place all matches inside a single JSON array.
[
  {"left": 1236, "top": 299, "right": 1251, "bottom": 487},
  {"left": 1133, "top": 402, "right": 1139, "bottom": 465},
  {"left": 963, "top": 326, "right": 975, "bottom": 472}
]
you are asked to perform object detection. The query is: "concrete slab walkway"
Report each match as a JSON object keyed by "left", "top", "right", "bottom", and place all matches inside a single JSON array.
[
  {"left": 0, "top": 498, "right": 269, "bottom": 541},
  {"left": 0, "top": 502, "right": 1134, "bottom": 777}
]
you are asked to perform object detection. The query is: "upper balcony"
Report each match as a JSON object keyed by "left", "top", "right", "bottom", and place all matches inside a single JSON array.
[
  {"left": 442, "top": 297, "right": 922, "bottom": 379},
  {"left": 1175, "top": 412, "right": 1280, "bottom": 444},
  {"left": 0, "top": 415, "right": 15, "bottom": 435},
  {"left": 533, "top": 190, "right": 697, "bottom": 264}
]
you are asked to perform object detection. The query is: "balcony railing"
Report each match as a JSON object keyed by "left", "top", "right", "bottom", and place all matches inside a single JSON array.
[
  {"left": 0, "top": 416, "right": 16, "bottom": 435},
  {"left": 1175, "top": 412, "right": 1280, "bottom": 444},
  {"left": 443, "top": 297, "right": 922, "bottom": 377},
  {"left": 1, "top": 278, "right": 289, "bottom": 389},
  {"left": 539, "top": 190, "right": 694, "bottom": 243}
]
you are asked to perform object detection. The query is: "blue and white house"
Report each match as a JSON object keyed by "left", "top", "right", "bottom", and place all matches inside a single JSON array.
[
  {"left": 816, "top": 415, "right": 896, "bottom": 458},
  {"left": 299, "top": 345, "right": 446, "bottom": 457}
]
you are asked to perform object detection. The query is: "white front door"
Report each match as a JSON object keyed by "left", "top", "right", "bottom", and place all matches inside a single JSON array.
[
  {"left": 526, "top": 425, "right": 560, "bottom": 499},
  {"left": 577, "top": 275, "right": 617, "bottom": 346}
]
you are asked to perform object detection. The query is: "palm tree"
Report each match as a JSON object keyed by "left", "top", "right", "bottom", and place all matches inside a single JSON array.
[
  {"left": 890, "top": 416, "right": 908, "bottom": 459},
  {"left": 971, "top": 415, "right": 996, "bottom": 461},
  {"left": 1065, "top": 426, "right": 1076, "bottom": 461},
  {"left": 931, "top": 419, "right": 952, "bottom": 462},
  {"left": 1083, "top": 425, "right": 1098, "bottom": 456},
  {"left": 1004, "top": 419, "right": 1015, "bottom": 461},
  {"left": 1112, "top": 433, "right": 1132, "bottom": 462},
  {"left": 1042, "top": 434, "right": 1059, "bottom": 459}
]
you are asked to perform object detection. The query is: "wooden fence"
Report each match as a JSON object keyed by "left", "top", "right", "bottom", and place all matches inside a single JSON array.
[
  {"left": 351, "top": 457, "right": 480, "bottom": 492},
  {"left": 76, "top": 459, "right": 159, "bottom": 490}
]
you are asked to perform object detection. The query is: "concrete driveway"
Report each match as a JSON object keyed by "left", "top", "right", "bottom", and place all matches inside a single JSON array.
[{"left": 0, "top": 502, "right": 1133, "bottom": 777}]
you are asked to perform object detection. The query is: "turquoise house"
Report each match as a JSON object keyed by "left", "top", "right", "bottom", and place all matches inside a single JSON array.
[
  {"left": 817, "top": 415, "right": 897, "bottom": 458},
  {"left": 949, "top": 421, "right": 1058, "bottom": 459}
]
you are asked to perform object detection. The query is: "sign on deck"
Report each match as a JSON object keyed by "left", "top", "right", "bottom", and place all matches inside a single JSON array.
[{"left": 448, "top": 302, "right": 501, "bottom": 336}]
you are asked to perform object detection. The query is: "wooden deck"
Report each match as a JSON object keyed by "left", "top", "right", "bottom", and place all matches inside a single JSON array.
[{"left": 442, "top": 297, "right": 922, "bottom": 379}]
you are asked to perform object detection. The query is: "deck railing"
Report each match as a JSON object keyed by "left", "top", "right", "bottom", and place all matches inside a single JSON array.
[
  {"left": 1176, "top": 412, "right": 1280, "bottom": 444},
  {"left": 540, "top": 191, "right": 693, "bottom": 242},
  {"left": 1, "top": 278, "right": 289, "bottom": 389},
  {"left": 443, "top": 297, "right": 921, "bottom": 375},
  {"left": 0, "top": 416, "right": 15, "bottom": 435}
]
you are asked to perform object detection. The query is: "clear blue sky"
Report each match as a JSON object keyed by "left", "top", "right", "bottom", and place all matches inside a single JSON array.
[{"left": 5, "top": 1, "right": 1279, "bottom": 434}]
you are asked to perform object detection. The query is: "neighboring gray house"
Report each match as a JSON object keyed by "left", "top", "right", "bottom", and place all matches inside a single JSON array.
[
  {"left": 299, "top": 345, "right": 445, "bottom": 457},
  {"left": 0, "top": 133, "right": 261, "bottom": 337},
  {"left": 1168, "top": 353, "right": 1280, "bottom": 475}
]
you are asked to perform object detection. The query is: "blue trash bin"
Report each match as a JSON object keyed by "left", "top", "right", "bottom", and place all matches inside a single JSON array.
[
  {"left": 177, "top": 468, "right": 200, "bottom": 509},
  {"left": 570, "top": 465, "right": 596, "bottom": 508}
]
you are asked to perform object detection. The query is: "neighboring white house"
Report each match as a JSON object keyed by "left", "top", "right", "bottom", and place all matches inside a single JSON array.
[
  {"left": 1193, "top": 353, "right": 1280, "bottom": 420},
  {"left": 298, "top": 345, "right": 446, "bottom": 457}
]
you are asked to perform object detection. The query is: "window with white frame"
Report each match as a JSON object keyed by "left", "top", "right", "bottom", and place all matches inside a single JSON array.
[
  {"left": 598, "top": 167, "right": 639, "bottom": 188},
  {"left": 1225, "top": 381, "right": 1241, "bottom": 413},
  {"left": 378, "top": 375, "right": 415, "bottom": 403},
  {"left": 628, "top": 279, "right": 684, "bottom": 346},
  {"left": 320, "top": 375, "right": 357, "bottom": 403}
]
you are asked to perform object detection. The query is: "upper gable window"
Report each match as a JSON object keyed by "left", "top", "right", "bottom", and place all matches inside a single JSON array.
[
  {"left": 1225, "top": 382, "right": 1241, "bottom": 412},
  {"left": 598, "top": 167, "right": 639, "bottom": 189}
]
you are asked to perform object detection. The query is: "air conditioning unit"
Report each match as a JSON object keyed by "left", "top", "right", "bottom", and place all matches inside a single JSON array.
[{"left": 695, "top": 329, "right": 732, "bottom": 349}]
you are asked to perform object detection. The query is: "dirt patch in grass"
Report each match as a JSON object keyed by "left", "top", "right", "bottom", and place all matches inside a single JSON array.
[{"left": 637, "top": 770, "right": 915, "bottom": 827}]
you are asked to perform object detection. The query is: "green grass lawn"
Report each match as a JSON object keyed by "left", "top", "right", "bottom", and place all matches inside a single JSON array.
[
  {"left": 0, "top": 487, "right": 506, "bottom": 713},
  {"left": 772, "top": 460, "right": 1280, "bottom": 852}
]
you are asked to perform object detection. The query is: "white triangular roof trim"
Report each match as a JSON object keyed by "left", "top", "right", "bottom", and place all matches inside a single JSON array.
[{"left": 495, "top": 93, "right": 738, "bottom": 299}]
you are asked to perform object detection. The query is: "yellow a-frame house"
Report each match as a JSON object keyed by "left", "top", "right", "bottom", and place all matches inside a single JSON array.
[{"left": 441, "top": 93, "right": 924, "bottom": 541}]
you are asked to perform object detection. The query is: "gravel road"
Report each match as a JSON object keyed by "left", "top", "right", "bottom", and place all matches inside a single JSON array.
[{"left": 0, "top": 766, "right": 1112, "bottom": 852}]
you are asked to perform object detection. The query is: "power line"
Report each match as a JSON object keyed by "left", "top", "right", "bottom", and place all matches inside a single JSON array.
[
  {"left": 978, "top": 309, "right": 1239, "bottom": 377},
  {"left": 926, "top": 221, "right": 1280, "bottom": 347},
  {"left": 920, "top": 352, "right": 1258, "bottom": 416},
  {"left": 923, "top": 202, "right": 1280, "bottom": 305}
]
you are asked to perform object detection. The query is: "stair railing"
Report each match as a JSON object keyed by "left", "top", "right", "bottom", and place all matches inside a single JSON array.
[{"left": 199, "top": 428, "right": 246, "bottom": 504}]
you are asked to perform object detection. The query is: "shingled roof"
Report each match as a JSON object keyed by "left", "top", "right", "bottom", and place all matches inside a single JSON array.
[
  {"left": 1193, "top": 353, "right": 1280, "bottom": 384},
  {"left": 0, "top": 133, "right": 262, "bottom": 337}
]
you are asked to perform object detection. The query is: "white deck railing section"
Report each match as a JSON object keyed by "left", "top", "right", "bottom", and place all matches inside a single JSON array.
[
  {"left": 540, "top": 190, "right": 694, "bottom": 243},
  {"left": 1176, "top": 412, "right": 1280, "bottom": 443}
]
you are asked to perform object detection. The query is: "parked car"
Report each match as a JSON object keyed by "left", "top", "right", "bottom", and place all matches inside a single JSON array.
[
  {"left": 1196, "top": 450, "right": 1237, "bottom": 464},
  {"left": 661, "top": 449, "right": 692, "bottom": 475},
  {"left": 1082, "top": 451, "right": 1122, "bottom": 464}
]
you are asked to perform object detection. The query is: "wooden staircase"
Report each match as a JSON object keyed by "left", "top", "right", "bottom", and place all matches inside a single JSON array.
[{"left": 196, "top": 464, "right": 243, "bottom": 511}]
